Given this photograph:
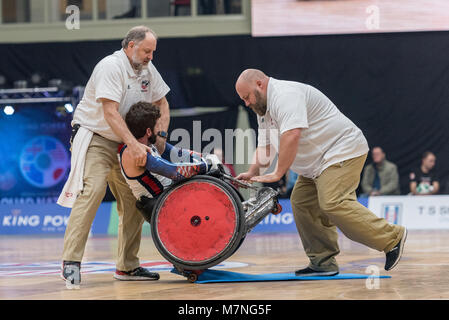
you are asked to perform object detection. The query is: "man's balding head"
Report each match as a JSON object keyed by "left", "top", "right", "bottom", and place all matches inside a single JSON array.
[
  {"left": 237, "top": 69, "right": 267, "bottom": 84},
  {"left": 235, "top": 69, "right": 269, "bottom": 116}
]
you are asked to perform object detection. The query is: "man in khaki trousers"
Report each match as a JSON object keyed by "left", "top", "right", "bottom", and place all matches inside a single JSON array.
[
  {"left": 235, "top": 69, "right": 407, "bottom": 276},
  {"left": 58, "top": 26, "right": 171, "bottom": 287}
]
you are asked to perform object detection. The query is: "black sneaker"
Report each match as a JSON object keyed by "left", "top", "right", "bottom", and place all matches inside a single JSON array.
[
  {"left": 113, "top": 267, "right": 160, "bottom": 281},
  {"left": 295, "top": 267, "right": 339, "bottom": 277},
  {"left": 61, "top": 261, "right": 81, "bottom": 289},
  {"left": 385, "top": 228, "right": 408, "bottom": 271}
]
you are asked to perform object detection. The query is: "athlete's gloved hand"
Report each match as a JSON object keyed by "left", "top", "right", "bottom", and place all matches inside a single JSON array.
[{"left": 204, "top": 154, "right": 222, "bottom": 171}]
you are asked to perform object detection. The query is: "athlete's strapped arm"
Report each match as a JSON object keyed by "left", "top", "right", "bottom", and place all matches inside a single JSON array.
[
  {"left": 160, "top": 142, "right": 203, "bottom": 163},
  {"left": 145, "top": 148, "right": 220, "bottom": 182}
]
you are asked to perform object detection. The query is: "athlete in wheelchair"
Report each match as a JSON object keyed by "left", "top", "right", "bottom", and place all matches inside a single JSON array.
[{"left": 120, "top": 101, "right": 281, "bottom": 282}]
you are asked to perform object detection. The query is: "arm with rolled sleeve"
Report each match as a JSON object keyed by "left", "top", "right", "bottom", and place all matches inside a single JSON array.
[
  {"left": 251, "top": 91, "right": 307, "bottom": 183},
  {"left": 94, "top": 59, "right": 124, "bottom": 104},
  {"left": 96, "top": 60, "right": 149, "bottom": 166},
  {"left": 274, "top": 90, "right": 309, "bottom": 135},
  {"left": 271, "top": 91, "right": 308, "bottom": 178},
  {"left": 95, "top": 61, "right": 133, "bottom": 144}
]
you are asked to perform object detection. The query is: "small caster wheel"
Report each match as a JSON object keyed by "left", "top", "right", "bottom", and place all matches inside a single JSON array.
[
  {"left": 187, "top": 273, "right": 198, "bottom": 283},
  {"left": 272, "top": 203, "right": 282, "bottom": 215}
]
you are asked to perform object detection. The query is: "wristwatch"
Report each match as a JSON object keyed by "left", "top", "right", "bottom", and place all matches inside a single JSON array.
[{"left": 157, "top": 131, "right": 168, "bottom": 139}]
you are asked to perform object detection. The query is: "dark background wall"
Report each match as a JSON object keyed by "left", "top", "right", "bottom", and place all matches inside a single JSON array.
[{"left": 1, "top": 31, "right": 448, "bottom": 195}]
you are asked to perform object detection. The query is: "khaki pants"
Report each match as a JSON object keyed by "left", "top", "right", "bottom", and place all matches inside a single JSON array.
[
  {"left": 290, "top": 153, "right": 405, "bottom": 272},
  {"left": 62, "top": 134, "right": 144, "bottom": 271}
]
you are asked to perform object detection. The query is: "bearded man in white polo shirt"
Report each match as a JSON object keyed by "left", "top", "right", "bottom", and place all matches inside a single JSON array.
[
  {"left": 235, "top": 69, "right": 407, "bottom": 276},
  {"left": 60, "top": 26, "right": 170, "bottom": 287}
]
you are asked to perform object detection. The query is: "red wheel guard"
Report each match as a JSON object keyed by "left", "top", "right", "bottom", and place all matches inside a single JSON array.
[{"left": 155, "top": 181, "right": 238, "bottom": 263}]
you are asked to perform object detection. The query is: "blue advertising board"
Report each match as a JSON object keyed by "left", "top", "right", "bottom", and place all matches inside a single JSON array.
[
  {"left": 0, "top": 198, "right": 371, "bottom": 235},
  {"left": 251, "top": 199, "right": 296, "bottom": 233},
  {"left": 0, "top": 202, "right": 112, "bottom": 235}
]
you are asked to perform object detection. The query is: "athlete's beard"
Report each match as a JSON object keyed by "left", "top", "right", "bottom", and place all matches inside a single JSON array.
[
  {"left": 147, "top": 132, "right": 157, "bottom": 145},
  {"left": 249, "top": 90, "right": 267, "bottom": 116}
]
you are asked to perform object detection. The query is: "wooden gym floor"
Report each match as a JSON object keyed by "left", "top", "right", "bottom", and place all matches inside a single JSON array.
[
  {"left": 0, "top": 229, "right": 448, "bottom": 300},
  {"left": 252, "top": 0, "right": 449, "bottom": 36}
]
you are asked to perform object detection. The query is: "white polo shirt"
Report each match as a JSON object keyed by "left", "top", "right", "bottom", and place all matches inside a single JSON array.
[
  {"left": 73, "top": 49, "right": 170, "bottom": 142},
  {"left": 257, "top": 78, "right": 369, "bottom": 179}
]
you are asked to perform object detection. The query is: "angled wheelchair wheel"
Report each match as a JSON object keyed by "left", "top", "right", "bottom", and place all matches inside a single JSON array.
[{"left": 151, "top": 175, "right": 246, "bottom": 270}]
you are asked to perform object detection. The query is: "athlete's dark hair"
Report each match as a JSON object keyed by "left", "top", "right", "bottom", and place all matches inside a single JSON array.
[{"left": 125, "top": 101, "right": 161, "bottom": 139}]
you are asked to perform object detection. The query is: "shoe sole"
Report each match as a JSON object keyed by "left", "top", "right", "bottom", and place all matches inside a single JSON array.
[
  {"left": 386, "top": 227, "right": 408, "bottom": 271},
  {"left": 65, "top": 280, "right": 80, "bottom": 290},
  {"left": 113, "top": 274, "right": 159, "bottom": 281},
  {"left": 294, "top": 271, "right": 339, "bottom": 277}
]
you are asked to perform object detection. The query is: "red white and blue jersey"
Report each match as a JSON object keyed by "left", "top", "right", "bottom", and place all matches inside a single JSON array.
[{"left": 118, "top": 143, "right": 209, "bottom": 200}]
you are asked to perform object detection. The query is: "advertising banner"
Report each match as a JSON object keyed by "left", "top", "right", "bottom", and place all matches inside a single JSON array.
[
  {"left": 368, "top": 195, "right": 449, "bottom": 230},
  {"left": 0, "top": 202, "right": 112, "bottom": 235},
  {"left": 3, "top": 195, "right": 449, "bottom": 235},
  {"left": 0, "top": 107, "right": 72, "bottom": 201}
]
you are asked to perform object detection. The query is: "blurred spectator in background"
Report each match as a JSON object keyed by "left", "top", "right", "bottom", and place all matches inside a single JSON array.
[
  {"left": 213, "top": 148, "right": 236, "bottom": 176},
  {"left": 409, "top": 151, "right": 439, "bottom": 195},
  {"left": 361, "top": 146, "right": 400, "bottom": 196}
]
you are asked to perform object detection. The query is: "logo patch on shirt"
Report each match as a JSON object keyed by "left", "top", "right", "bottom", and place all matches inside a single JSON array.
[{"left": 141, "top": 79, "right": 150, "bottom": 92}]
